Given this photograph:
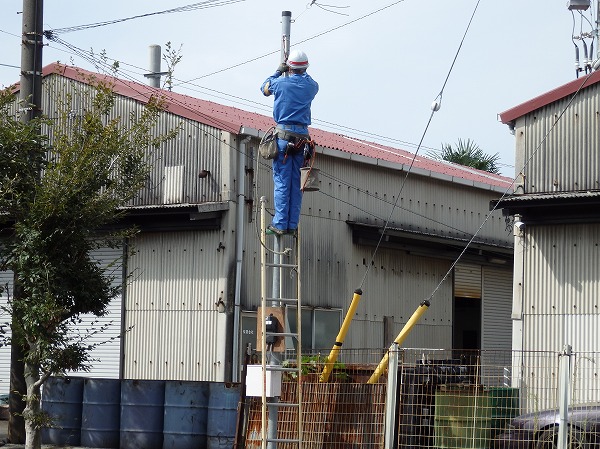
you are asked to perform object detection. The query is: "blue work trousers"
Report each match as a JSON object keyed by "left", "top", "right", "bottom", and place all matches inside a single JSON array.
[{"left": 271, "top": 137, "right": 305, "bottom": 231}]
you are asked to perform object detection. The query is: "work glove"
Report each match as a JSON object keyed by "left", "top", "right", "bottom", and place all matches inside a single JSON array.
[{"left": 276, "top": 63, "right": 289, "bottom": 74}]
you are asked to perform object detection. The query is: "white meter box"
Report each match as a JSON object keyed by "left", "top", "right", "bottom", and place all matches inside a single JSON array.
[{"left": 246, "top": 365, "right": 282, "bottom": 397}]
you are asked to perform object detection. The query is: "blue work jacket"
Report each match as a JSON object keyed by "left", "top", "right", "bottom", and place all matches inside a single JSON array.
[{"left": 261, "top": 71, "right": 319, "bottom": 126}]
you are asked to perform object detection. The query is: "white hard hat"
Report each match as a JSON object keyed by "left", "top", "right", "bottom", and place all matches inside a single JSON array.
[{"left": 287, "top": 49, "right": 309, "bottom": 70}]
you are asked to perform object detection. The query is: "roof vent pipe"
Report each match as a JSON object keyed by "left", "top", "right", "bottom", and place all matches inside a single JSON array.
[{"left": 145, "top": 44, "right": 162, "bottom": 88}]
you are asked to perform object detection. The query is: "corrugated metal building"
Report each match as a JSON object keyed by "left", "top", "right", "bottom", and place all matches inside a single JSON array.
[
  {"left": 498, "top": 70, "right": 600, "bottom": 357},
  {"left": 0, "top": 63, "right": 514, "bottom": 391}
]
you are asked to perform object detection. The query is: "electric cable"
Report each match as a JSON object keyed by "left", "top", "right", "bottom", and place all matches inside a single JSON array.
[
  {"left": 312, "top": 3, "right": 350, "bottom": 16},
  {"left": 425, "top": 68, "right": 599, "bottom": 303},
  {"left": 0, "top": 29, "right": 21, "bottom": 39},
  {"left": 357, "top": 0, "right": 483, "bottom": 290},
  {"left": 572, "top": 11, "right": 582, "bottom": 77},
  {"left": 173, "top": 0, "right": 405, "bottom": 86},
  {"left": 45, "top": 0, "right": 245, "bottom": 36}
]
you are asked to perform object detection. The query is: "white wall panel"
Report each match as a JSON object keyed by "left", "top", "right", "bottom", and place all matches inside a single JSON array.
[{"left": 124, "top": 231, "right": 226, "bottom": 381}]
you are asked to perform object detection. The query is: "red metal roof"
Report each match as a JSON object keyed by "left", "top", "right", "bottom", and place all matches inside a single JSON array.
[
  {"left": 38, "top": 63, "right": 511, "bottom": 190},
  {"left": 499, "top": 70, "right": 600, "bottom": 124}
]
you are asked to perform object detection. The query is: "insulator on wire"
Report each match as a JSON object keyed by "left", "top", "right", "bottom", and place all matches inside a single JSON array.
[{"left": 583, "top": 40, "right": 590, "bottom": 72}]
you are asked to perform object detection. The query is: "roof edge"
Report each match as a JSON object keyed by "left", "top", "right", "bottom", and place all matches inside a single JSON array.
[{"left": 499, "top": 70, "right": 600, "bottom": 124}]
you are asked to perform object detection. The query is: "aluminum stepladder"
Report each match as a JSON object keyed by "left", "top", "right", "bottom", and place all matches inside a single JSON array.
[{"left": 259, "top": 196, "right": 303, "bottom": 449}]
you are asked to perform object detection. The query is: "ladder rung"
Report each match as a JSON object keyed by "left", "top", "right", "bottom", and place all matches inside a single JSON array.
[
  {"left": 268, "top": 402, "right": 299, "bottom": 408},
  {"left": 267, "top": 438, "right": 300, "bottom": 444},
  {"left": 265, "top": 262, "right": 298, "bottom": 268},
  {"left": 266, "top": 331, "right": 297, "bottom": 336},
  {"left": 266, "top": 365, "right": 300, "bottom": 372},
  {"left": 266, "top": 297, "right": 298, "bottom": 303}
]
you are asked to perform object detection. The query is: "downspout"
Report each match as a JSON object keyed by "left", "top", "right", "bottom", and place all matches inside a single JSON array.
[{"left": 233, "top": 135, "right": 252, "bottom": 382}]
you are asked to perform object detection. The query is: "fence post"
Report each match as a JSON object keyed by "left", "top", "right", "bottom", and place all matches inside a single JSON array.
[
  {"left": 557, "top": 344, "right": 572, "bottom": 449},
  {"left": 384, "top": 343, "right": 399, "bottom": 449}
]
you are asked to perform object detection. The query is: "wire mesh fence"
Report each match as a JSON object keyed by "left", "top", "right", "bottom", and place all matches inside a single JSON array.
[{"left": 241, "top": 348, "right": 600, "bottom": 449}]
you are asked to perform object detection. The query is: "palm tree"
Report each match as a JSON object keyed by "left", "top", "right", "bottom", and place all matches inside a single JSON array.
[{"left": 431, "top": 138, "right": 501, "bottom": 174}]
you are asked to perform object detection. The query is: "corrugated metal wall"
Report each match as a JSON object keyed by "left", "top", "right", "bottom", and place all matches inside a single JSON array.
[
  {"left": 238, "top": 148, "right": 513, "bottom": 350},
  {"left": 42, "top": 74, "right": 226, "bottom": 207},
  {"left": 522, "top": 224, "right": 600, "bottom": 352},
  {"left": 515, "top": 82, "right": 600, "bottom": 193},
  {"left": 0, "top": 245, "right": 123, "bottom": 394},
  {"left": 123, "top": 231, "right": 228, "bottom": 381}
]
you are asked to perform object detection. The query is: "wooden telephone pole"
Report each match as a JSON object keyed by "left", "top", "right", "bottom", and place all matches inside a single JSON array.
[{"left": 9, "top": 0, "right": 44, "bottom": 443}]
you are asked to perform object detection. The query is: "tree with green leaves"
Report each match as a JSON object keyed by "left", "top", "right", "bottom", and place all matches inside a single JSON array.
[
  {"left": 162, "top": 41, "right": 183, "bottom": 92},
  {"left": 431, "top": 138, "right": 501, "bottom": 174},
  {"left": 0, "top": 76, "right": 177, "bottom": 449}
]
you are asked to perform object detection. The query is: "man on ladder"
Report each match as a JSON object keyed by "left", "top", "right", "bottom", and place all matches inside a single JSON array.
[{"left": 260, "top": 49, "right": 319, "bottom": 236}]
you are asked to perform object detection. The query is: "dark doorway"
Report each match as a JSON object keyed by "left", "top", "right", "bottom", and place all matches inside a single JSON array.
[{"left": 453, "top": 296, "right": 481, "bottom": 356}]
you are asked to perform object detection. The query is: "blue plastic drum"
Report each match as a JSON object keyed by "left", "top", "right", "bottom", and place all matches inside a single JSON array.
[
  {"left": 41, "top": 376, "right": 85, "bottom": 446},
  {"left": 120, "top": 379, "right": 165, "bottom": 449},
  {"left": 163, "top": 380, "right": 209, "bottom": 449},
  {"left": 81, "top": 378, "right": 121, "bottom": 448},
  {"left": 207, "top": 382, "right": 241, "bottom": 449}
]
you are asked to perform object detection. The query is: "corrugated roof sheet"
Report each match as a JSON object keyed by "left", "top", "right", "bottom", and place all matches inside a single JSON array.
[
  {"left": 498, "top": 70, "right": 600, "bottom": 124},
  {"left": 498, "top": 190, "right": 600, "bottom": 204},
  {"left": 34, "top": 63, "right": 511, "bottom": 190}
]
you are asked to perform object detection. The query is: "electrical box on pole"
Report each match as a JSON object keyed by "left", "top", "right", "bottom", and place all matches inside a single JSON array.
[{"left": 568, "top": 0, "right": 590, "bottom": 10}]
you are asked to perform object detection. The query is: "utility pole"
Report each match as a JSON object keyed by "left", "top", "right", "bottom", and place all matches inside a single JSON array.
[
  {"left": 19, "top": 0, "right": 44, "bottom": 123},
  {"left": 9, "top": 0, "right": 44, "bottom": 443},
  {"left": 266, "top": 13, "right": 291, "bottom": 449}
]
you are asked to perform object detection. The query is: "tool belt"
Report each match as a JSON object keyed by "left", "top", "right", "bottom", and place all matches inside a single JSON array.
[{"left": 275, "top": 126, "right": 309, "bottom": 144}]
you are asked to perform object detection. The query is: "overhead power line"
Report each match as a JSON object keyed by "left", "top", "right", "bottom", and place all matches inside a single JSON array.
[
  {"left": 358, "top": 0, "right": 484, "bottom": 290},
  {"left": 173, "top": 0, "right": 406, "bottom": 86},
  {"left": 45, "top": 0, "right": 245, "bottom": 36}
]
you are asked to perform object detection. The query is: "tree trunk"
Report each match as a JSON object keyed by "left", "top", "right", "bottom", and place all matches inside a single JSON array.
[
  {"left": 8, "top": 337, "right": 26, "bottom": 443},
  {"left": 8, "top": 279, "right": 26, "bottom": 444},
  {"left": 23, "top": 359, "right": 42, "bottom": 449}
]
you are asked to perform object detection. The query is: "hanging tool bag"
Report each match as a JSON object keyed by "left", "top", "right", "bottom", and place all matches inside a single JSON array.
[{"left": 259, "top": 127, "right": 279, "bottom": 159}]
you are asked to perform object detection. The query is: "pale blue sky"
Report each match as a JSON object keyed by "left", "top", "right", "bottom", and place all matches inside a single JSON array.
[{"left": 0, "top": 1, "right": 593, "bottom": 176}]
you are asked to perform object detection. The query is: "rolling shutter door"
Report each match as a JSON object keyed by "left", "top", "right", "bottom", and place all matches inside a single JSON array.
[
  {"left": 454, "top": 264, "right": 482, "bottom": 298},
  {"left": 482, "top": 267, "right": 512, "bottom": 350},
  {"left": 0, "top": 269, "right": 14, "bottom": 395}
]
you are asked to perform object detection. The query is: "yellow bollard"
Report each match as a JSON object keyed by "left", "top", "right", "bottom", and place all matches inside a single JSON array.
[
  {"left": 319, "top": 289, "right": 363, "bottom": 382},
  {"left": 367, "top": 300, "right": 430, "bottom": 384}
]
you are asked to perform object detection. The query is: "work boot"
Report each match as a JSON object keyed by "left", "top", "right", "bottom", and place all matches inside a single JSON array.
[
  {"left": 266, "top": 225, "right": 285, "bottom": 236},
  {"left": 287, "top": 228, "right": 298, "bottom": 238}
]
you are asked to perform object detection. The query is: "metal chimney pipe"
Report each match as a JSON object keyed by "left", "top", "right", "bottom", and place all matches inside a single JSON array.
[{"left": 148, "top": 44, "right": 161, "bottom": 88}]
